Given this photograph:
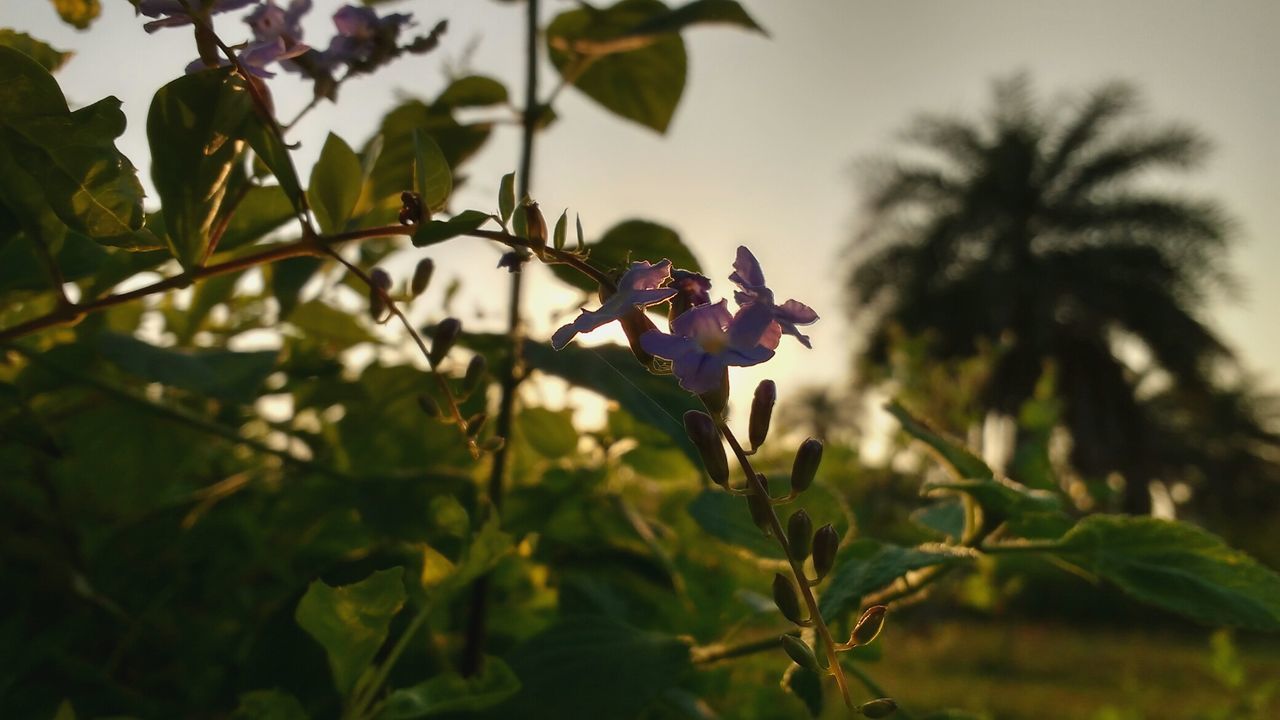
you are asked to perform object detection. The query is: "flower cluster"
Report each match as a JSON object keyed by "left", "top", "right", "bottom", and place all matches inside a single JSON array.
[{"left": 552, "top": 247, "right": 818, "bottom": 394}]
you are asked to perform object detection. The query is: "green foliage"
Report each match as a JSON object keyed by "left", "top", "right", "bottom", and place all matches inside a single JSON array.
[
  {"left": 412, "top": 210, "right": 492, "bottom": 247},
  {"left": 295, "top": 567, "right": 408, "bottom": 696},
  {"left": 886, "top": 401, "right": 992, "bottom": 480},
  {"left": 819, "top": 539, "right": 968, "bottom": 621},
  {"left": 552, "top": 218, "right": 701, "bottom": 291},
  {"left": 518, "top": 407, "right": 580, "bottom": 459},
  {"left": 1045, "top": 516, "right": 1280, "bottom": 631},
  {"left": 310, "top": 133, "right": 363, "bottom": 234},
  {"left": 232, "top": 690, "right": 309, "bottom": 720},
  {"left": 435, "top": 76, "right": 509, "bottom": 110},
  {"left": 413, "top": 130, "right": 452, "bottom": 214},
  {"left": 48, "top": 0, "right": 100, "bottom": 29},
  {"left": 381, "top": 657, "right": 520, "bottom": 719},
  {"left": 0, "top": 29, "right": 72, "bottom": 72}
]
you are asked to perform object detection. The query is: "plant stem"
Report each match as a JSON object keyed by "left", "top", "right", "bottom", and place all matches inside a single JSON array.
[
  {"left": 712, "top": 411, "right": 855, "bottom": 709},
  {"left": 460, "top": 0, "right": 542, "bottom": 678},
  {"left": 346, "top": 603, "right": 434, "bottom": 720}
]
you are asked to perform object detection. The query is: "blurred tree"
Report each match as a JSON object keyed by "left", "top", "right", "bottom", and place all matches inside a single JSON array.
[{"left": 846, "top": 74, "right": 1248, "bottom": 514}]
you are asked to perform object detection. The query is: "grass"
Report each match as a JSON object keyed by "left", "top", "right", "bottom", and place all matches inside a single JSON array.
[{"left": 845, "top": 619, "right": 1280, "bottom": 719}]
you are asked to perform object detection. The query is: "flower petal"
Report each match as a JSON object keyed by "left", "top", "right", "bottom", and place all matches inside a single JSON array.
[
  {"left": 777, "top": 299, "right": 819, "bottom": 325},
  {"left": 728, "top": 246, "right": 766, "bottom": 289},
  {"left": 629, "top": 287, "right": 678, "bottom": 307},
  {"left": 640, "top": 330, "right": 696, "bottom": 360},
  {"left": 672, "top": 299, "right": 731, "bottom": 339},
  {"left": 675, "top": 353, "right": 726, "bottom": 393},
  {"left": 726, "top": 302, "right": 773, "bottom": 351},
  {"left": 621, "top": 259, "right": 673, "bottom": 291}
]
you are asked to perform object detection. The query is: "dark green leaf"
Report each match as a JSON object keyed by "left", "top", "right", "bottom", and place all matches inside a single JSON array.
[
  {"left": 435, "top": 76, "right": 509, "bottom": 109},
  {"left": 295, "top": 567, "right": 407, "bottom": 697},
  {"left": 785, "top": 666, "right": 824, "bottom": 718},
  {"left": 886, "top": 401, "right": 993, "bottom": 480},
  {"left": 49, "top": 0, "right": 100, "bottom": 29},
  {"left": 413, "top": 130, "right": 452, "bottom": 214},
  {"left": 232, "top": 689, "right": 309, "bottom": 720},
  {"left": 687, "top": 481, "right": 849, "bottom": 560},
  {"left": 272, "top": 256, "right": 323, "bottom": 319},
  {"left": 819, "top": 539, "right": 968, "bottom": 621},
  {"left": 909, "top": 499, "right": 966, "bottom": 541},
  {"left": 288, "top": 300, "right": 378, "bottom": 348},
  {"left": 551, "top": 218, "right": 701, "bottom": 292},
  {"left": 239, "top": 109, "right": 305, "bottom": 213},
  {"left": 0, "top": 29, "right": 73, "bottom": 72},
  {"left": 412, "top": 210, "right": 492, "bottom": 247},
  {"left": 498, "top": 172, "right": 515, "bottom": 225},
  {"left": 148, "top": 69, "right": 251, "bottom": 269},
  {"left": 96, "top": 332, "right": 278, "bottom": 404},
  {"left": 217, "top": 185, "right": 296, "bottom": 252},
  {"left": 1047, "top": 516, "right": 1280, "bottom": 631},
  {"left": 923, "top": 477, "right": 1060, "bottom": 524},
  {"left": 0, "top": 48, "right": 143, "bottom": 241},
  {"left": 380, "top": 657, "right": 519, "bottom": 719},
  {"left": 546, "top": 0, "right": 687, "bottom": 133},
  {"left": 517, "top": 407, "right": 579, "bottom": 459},
  {"left": 310, "top": 133, "right": 363, "bottom": 234},
  {"left": 626, "top": 0, "right": 768, "bottom": 36},
  {"left": 489, "top": 615, "right": 690, "bottom": 718}
]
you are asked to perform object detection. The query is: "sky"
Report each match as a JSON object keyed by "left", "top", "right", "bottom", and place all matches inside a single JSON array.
[{"left": 13, "top": 0, "right": 1280, "bottom": 423}]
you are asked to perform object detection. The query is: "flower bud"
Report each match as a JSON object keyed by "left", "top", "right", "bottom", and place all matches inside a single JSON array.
[
  {"left": 370, "top": 268, "right": 393, "bottom": 291},
  {"left": 480, "top": 436, "right": 505, "bottom": 452},
  {"left": 787, "top": 509, "right": 813, "bottom": 560},
  {"left": 430, "top": 318, "right": 461, "bottom": 367},
  {"left": 683, "top": 411, "right": 728, "bottom": 487},
  {"left": 772, "top": 573, "right": 806, "bottom": 625},
  {"left": 399, "top": 191, "right": 424, "bottom": 225},
  {"left": 411, "top": 258, "right": 435, "bottom": 296},
  {"left": 780, "top": 634, "right": 820, "bottom": 672},
  {"left": 791, "top": 438, "right": 824, "bottom": 494},
  {"left": 462, "top": 355, "right": 487, "bottom": 395},
  {"left": 417, "top": 393, "right": 440, "bottom": 417},
  {"left": 465, "top": 412, "right": 487, "bottom": 436},
  {"left": 369, "top": 288, "right": 386, "bottom": 322},
  {"left": 749, "top": 379, "right": 776, "bottom": 450},
  {"left": 698, "top": 370, "right": 730, "bottom": 417},
  {"left": 525, "top": 201, "right": 547, "bottom": 250},
  {"left": 852, "top": 605, "right": 888, "bottom": 647},
  {"left": 812, "top": 524, "right": 839, "bottom": 581},
  {"left": 857, "top": 698, "right": 898, "bottom": 718},
  {"left": 747, "top": 475, "right": 773, "bottom": 534}
]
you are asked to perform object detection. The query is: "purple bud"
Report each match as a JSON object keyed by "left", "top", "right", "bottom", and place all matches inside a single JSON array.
[
  {"left": 465, "top": 412, "right": 487, "bottom": 436},
  {"left": 747, "top": 474, "right": 774, "bottom": 534},
  {"left": 430, "top": 318, "right": 461, "bottom": 367},
  {"left": 812, "top": 524, "right": 839, "bottom": 581},
  {"left": 462, "top": 355, "right": 487, "bottom": 394},
  {"left": 371, "top": 267, "right": 393, "bottom": 290},
  {"left": 749, "top": 379, "right": 776, "bottom": 450},
  {"left": 791, "top": 438, "right": 823, "bottom": 494},
  {"left": 857, "top": 698, "right": 898, "bottom": 718},
  {"left": 417, "top": 392, "right": 440, "bottom": 417},
  {"left": 411, "top": 258, "right": 434, "bottom": 296},
  {"left": 852, "top": 605, "right": 888, "bottom": 647},
  {"left": 772, "top": 573, "right": 806, "bottom": 625},
  {"left": 780, "top": 634, "right": 820, "bottom": 672},
  {"left": 787, "top": 509, "right": 813, "bottom": 561},
  {"left": 683, "top": 410, "right": 728, "bottom": 487}
]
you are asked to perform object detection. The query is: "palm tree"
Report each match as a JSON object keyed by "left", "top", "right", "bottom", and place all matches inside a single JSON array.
[{"left": 847, "top": 74, "right": 1239, "bottom": 514}]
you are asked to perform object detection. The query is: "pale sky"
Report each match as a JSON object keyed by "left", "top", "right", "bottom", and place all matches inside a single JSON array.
[{"left": 12, "top": 1, "right": 1279, "bottom": 417}]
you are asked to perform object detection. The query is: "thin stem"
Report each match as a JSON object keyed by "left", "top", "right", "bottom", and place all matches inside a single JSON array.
[
  {"left": 462, "top": 0, "right": 542, "bottom": 679},
  {"left": 200, "top": 179, "right": 254, "bottom": 267},
  {"left": 713, "top": 413, "right": 854, "bottom": 709},
  {"left": 690, "top": 632, "right": 788, "bottom": 665},
  {"left": 346, "top": 603, "right": 434, "bottom": 720},
  {"left": 322, "top": 247, "right": 475, "bottom": 454},
  {"left": 843, "top": 662, "right": 915, "bottom": 720},
  {"left": 33, "top": 233, "right": 71, "bottom": 307}
]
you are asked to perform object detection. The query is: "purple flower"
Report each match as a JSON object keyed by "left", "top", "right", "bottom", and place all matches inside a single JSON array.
[
  {"left": 185, "top": 0, "right": 311, "bottom": 77},
  {"left": 552, "top": 260, "right": 679, "bottom": 350},
  {"left": 320, "top": 4, "right": 413, "bottom": 71},
  {"left": 729, "top": 246, "right": 820, "bottom": 348},
  {"left": 640, "top": 300, "right": 780, "bottom": 394},
  {"left": 667, "top": 268, "right": 712, "bottom": 323},
  {"left": 138, "top": 0, "right": 259, "bottom": 33}
]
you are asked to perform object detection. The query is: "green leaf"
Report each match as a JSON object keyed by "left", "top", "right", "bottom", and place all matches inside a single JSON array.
[
  {"left": 489, "top": 615, "right": 690, "bottom": 718},
  {"left": 575, "top": 213, "right": 585, "bottom": 249},
  {"left": 521, "top": 340, "right": 700, "bottom": 457},
  {"left": 241, "top": 113, "right": 305, "bottom": 214},
  {"left": 435, "top": 76, "right": 509, "bottom": 109},
  {"left": 412, "top": 210, "right": 491, "bottom": 247},
  {"left": 886, "top": 401, "right": 993, "bottom": 480},
  {"left": 96, "top": 332, "right": 278, "bottom": 404},
  {"left": 310, "top": 133, "right": 363, "bottom": 234},
  {"left": 288, "top": 300, "right": 378, "bottom": 348},
  {"left": 380, "top": 657, "right": 520, "bottom": 719},
  {"left": 627, "top": 0, "right": 769, "bottom": 36},
  {"left": 546, "top": 0, "right": 687, "bottom": 133},
  {"left": 687, "top": 481, "right": 850, "bottom": 560},
  {"left": 552, "top": 210, "right": 567, "bottom": 250},
  {"left": 232, "top": 689, "right": 310, "bottom": 720},
  {"left": 0, "top": 48, "right": 143, "bottom": 241},
  {"left": 497, "top": 172, "right": 515, "bottom": 225},
  {"left": 551, "top": 218, "right": 701, "bottom": 292},
  {"left": 1046, "top": 516, "right": 1280, "bottom": 631},
  {"left": 413, "top": 130, "right": 452, "bottom": 214},
  {"left": 923, "top": 477, "right": 1061, "bottom": 526},
  {"left": 0, "top": 29, "right": 72, "bottom": 72},
  {"left": 272, "top": 256, "right": 323, "bottom": 319},
  {"left": 818, "top": 539, "right": 968, "bottom": 621},
  {"left": 517, "top": 407, "right": 579, "bottom": 459},
  {"left": 49, "top": 0, "right": 100, "bottom": 29},
  {"left": 217, "top": 185, "right": 296, "bottom": 253},
  {"left": 148, "top": 69, "right": 251, "bottom": 269},
  {"left": 910, "top": 499, "right": 966, "bottom": 541},
  {"left": 295, "top": 567, "right": 407, "bottom": 697}
]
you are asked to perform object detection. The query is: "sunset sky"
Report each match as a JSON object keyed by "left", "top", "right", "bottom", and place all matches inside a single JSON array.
[{"left": 16, "top": 0, "right": 1279, "bottom": 421}]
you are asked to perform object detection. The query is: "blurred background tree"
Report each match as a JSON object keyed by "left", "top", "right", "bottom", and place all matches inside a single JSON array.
[{"left": 845, "top": 74, "right": 1279, "bottom": 521}]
